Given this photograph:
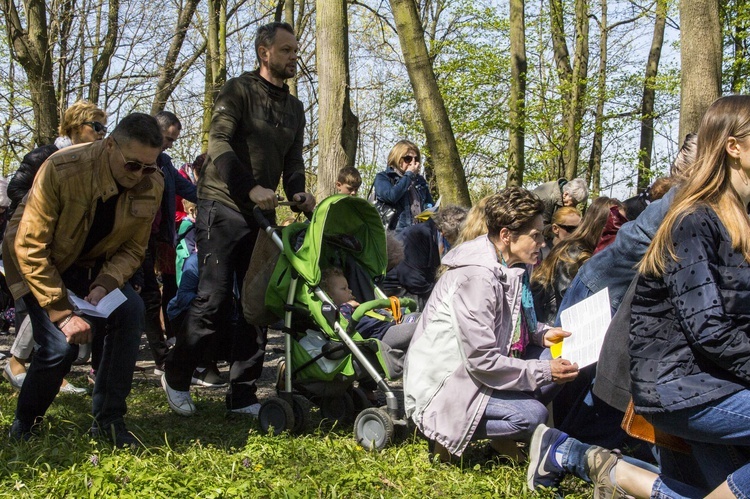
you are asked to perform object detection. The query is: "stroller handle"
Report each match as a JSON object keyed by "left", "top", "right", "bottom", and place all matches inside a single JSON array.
[
  {"left": 252, "top": 195, "right": 313, "bottom": 229},
  {"left": 350, "top": 297, "right": 417, "bottom": 324}
]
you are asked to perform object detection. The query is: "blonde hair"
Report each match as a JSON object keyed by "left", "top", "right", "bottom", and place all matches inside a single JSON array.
[
  {"left": 387, "top": 140, "right": 420, "bottom": 172},
  {"left": 59, "top": 100, "right": 106, "bottom": 138},
  {"left": 455, "top": 195, "right": 490, "bottom": 245},
  {"left": 640, "top": 95, "right": 750, "bottom": 276},
  {"left": 550, "top": 206, "right": 582, "bottom": 226}
]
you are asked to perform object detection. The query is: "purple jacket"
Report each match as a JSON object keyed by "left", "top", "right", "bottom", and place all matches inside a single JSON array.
[{"left": 404, "top": 235, "right": 552, "bottom": 456}]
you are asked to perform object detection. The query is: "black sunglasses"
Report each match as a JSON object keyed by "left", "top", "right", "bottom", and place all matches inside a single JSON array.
[
  {"left": 84, "top": 121, "right": 108, "bottom": 134},
  {"left": 112, "top": 138, "right": 158, "bottom": 175},
  {"left": 402, "top": 155, "right": 419, "bottom": 164},
  {"left": 556, "top": 223, "right": 579, "bottom": 233}
]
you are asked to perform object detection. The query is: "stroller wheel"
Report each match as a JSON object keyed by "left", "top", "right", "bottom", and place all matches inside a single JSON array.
[
  {"left": 258, "top": 397, "right": 295, "bottom": 436},
  {"left": 291, "top": 394, "right": 309, "bottom": 434},
  {"left": 354, "top": 407, "right": 394, "bottom": 451},
  {"left": 319, "top": 393, "right": 355, "bottom": 425}
]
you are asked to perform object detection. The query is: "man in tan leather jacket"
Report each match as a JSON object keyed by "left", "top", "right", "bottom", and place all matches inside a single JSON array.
[{"left": 5, "top": 113, "right": 164, "bottom": 447}]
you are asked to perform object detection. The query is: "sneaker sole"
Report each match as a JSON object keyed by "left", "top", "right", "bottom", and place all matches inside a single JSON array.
[{"left": 161, "top": 374, "right": 196, "bottom": 417}]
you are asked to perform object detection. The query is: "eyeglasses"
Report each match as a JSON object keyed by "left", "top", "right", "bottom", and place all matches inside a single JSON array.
[
  {"left": 84, "top": 121, "right": 108, "bottom": 134},
  {"left": 112, "top": 138, "right": 158, "bottom": 175},
  {"left": 402, "top": 155, "right": 418, "bottom": 164},
  {"left": 556, "top": 224, "right": 579, "bottom": 233}
]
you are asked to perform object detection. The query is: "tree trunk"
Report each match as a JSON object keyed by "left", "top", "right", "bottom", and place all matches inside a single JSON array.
[
  {"left": 506, "top": 0, "right": 526, "bottom": 187},
  {"left": 563, "top": 0, "right": 589, "bottom": 180},
  {"left": 637, "top": 0, "right": 667, "bottom": 191},
  {"left": 389, "top": 0, "right": 471, "bottom": 207},
  {"left": 151, "top": 0, "right": 201, "bottom": 114},
  {"left": 88, "top": 0, "right": 119, "bottom": 104},
  {"left": 2, "top": 0, "right": 59, "bottom": 145},
  {"left": 587, "top": 0, "right": 607, "bottom": 198},
  {"left": 316, "top": 0, "right": 359, "bottom": 198},
  {"left": 52, "top": 0, "right": 75, "bottom": 112},
  {"left": 285, "top": 0, "right": 298, "bottom": 97},
  {"left": 202, "top": 0, "right": 228, "bottom": 149},
  {"left": 679, "top": 0, "right": 721, "bottom": 138}
]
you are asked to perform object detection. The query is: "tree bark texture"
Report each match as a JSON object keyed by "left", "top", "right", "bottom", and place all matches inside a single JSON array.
[
  {"left": 506, "top": 0, "right": 527, "bottom": 187},
  {"left": 88, "top": 0, "right": 119, "bottom": 104},
  {"left": 679, "top": 0, "right": 721, "bottom": 139},
  {"left": 316, "top": 0, "right": 359, "bottom": 198},
  {"left": 563, "top": 0, "right": 589, "bottom": 180},
  {"left": 587, "top": 0, "right": 607, "bottom": 198},
  {"left": 202, "top": 0, "right": 228, "bottom": 149},
  {"left": 389, "top": 0, "right": 471, "bottom": 207},
  {"left": 637, "top": 0, "right": 666, "bottom": 191},
  {"left": 2, "top": 0, "right": 59, "bottom": 145}
]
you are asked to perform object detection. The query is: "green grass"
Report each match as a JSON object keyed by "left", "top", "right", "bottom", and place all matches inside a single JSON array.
[{"left": 0, "top": 376, "right": 593, "bottom": 498}]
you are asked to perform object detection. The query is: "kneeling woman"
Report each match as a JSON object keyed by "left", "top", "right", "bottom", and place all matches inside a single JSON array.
[{"left": 404, "top": 187, "right": 579, "bottom": 460}]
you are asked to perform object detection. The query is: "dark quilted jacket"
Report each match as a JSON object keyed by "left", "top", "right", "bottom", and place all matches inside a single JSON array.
[
  {"left": 8, "top": 144, "right": 59, "bottom": 214},
  {"left": 630, "top": 205, "right": 750, "bottom": 414}
]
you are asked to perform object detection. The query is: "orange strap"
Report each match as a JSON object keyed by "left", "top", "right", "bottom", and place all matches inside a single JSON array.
[{"left": 389, "top": 296, "right": 403, "bottom": 324}]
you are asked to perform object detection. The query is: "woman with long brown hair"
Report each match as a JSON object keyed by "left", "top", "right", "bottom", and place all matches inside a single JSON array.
[{"left": 531, "top": 197, "right": 624, "bottom": 324}]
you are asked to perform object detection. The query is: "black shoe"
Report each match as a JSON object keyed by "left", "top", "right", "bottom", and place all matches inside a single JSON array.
[
  {"left": 91, "top": 420, "right": 140, "bottom": 448},
  {"left": 8, "top": 418, "right": 35, "bottom": 442}
]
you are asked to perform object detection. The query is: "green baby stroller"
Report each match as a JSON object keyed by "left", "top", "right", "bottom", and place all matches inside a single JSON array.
[{"left": 249, "top": 195, "right": 414, "bottom": 450}]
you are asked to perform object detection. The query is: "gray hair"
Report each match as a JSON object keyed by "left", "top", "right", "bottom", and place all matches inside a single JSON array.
[
  {"left": 562, "top": 178, "right": 588, "bottom": 205},
  {"left": 432, "top": 205, "right": 468, "bottom": 246},
  {"left": 671, "top": 133, "right": 698, "bottom": 178}
]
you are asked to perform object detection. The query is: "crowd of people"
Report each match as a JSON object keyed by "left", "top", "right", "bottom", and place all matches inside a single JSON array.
[{"left": 1, "top": 19, "right": 748, "bottom": 499}]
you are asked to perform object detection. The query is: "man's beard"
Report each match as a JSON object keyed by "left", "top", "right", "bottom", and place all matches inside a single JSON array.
[{"left": 270, "top": 61, "right": 296, "bottom": 81}]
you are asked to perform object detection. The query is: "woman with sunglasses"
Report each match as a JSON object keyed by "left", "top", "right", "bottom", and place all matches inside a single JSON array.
[
  {"left": 3, "top": 100, "right": 106, "bottom": 397},
  {"left": 373, "top": 140, "right": 434, "bottom": 232}
]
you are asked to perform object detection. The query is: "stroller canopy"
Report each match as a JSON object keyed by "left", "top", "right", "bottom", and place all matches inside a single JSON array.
[{"left": 282, "top": 195, "right": 388, "bottom": 286}]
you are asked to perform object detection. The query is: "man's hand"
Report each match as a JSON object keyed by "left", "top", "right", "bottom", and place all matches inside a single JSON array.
[
  {"left": 60, "top": 315, "right": 92, "bottom": 344},
  {"left": 543, "top": 327, "right": 572, "bottom": 347},
  {"left": 250, "top": 186, "right": 279, "bottom": 210},
  {"left": 85, "top": 286, "right": 108, "bottom": 306},
  {"left": 294, "top": 192, "right": 316, "bottom": 212},
  {"left": 550, "top": 358, "right": 579, "bottom": 384}
]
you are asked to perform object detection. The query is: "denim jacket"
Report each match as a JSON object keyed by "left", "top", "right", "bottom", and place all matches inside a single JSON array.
[
  {"left": 575, "top": 187, "right": 676, "bottom": 310},
  {"left": 373, "top": 167, "right": 433, "bottom": 232}
]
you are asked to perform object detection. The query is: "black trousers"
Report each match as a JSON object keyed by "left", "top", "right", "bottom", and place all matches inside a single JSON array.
[
  {"left": 165, "top": 200, "right": 266, "bottom": 409},
  {"left": 142, "top": 238, "right": 169, "bottom": 366}
]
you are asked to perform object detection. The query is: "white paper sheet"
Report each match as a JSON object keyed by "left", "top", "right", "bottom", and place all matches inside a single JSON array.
[
  {"left": 559, "top": 287, "right": 611, "bottom": 368},
  {"left": 68, "top": 288, "right": 127, "bottom": 318}
]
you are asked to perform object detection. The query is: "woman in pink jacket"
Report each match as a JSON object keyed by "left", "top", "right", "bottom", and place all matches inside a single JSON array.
[{"left": 404, "top": 187, "right": 579, "bottom": 461}]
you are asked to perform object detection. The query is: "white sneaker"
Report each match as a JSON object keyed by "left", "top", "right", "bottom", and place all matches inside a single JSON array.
[
  {"left": 230, "top": 403, "right": 261, "bottom": 417},
  {"left": 59, "top": 381, "right": 87, "bottom": 395},
  {"left": 3, "top": 363, "right": 25, "bottom": 391},
  {"left": 161, "top": 373, "right": 195, "bottom": 416}
]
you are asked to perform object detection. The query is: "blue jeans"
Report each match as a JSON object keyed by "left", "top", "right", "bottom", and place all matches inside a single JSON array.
[
  {"left": 474, "top": 346, "right": 559, "bottom": 442},
  {"left": 16, "top": 284, "right": 143, "bottom": 428},
  {"left": 650, "top": 391, "right": 750, "bottom": 492}
]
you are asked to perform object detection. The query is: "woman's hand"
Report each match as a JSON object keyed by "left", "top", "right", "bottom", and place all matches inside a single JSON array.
[
  {"left": 550, "top": 358, "right": 579, "bottom": 384},
  {"left": 543, "top": 327, "right": 571, "bottom": 347}
]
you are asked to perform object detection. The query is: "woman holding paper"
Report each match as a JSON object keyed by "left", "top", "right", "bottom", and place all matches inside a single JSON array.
[
  {"left": 527, "top": 95, "right": 750, "bottom": 498},
  {"left": 404, "top": 187, "right": 579, "bottom": 462}
]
